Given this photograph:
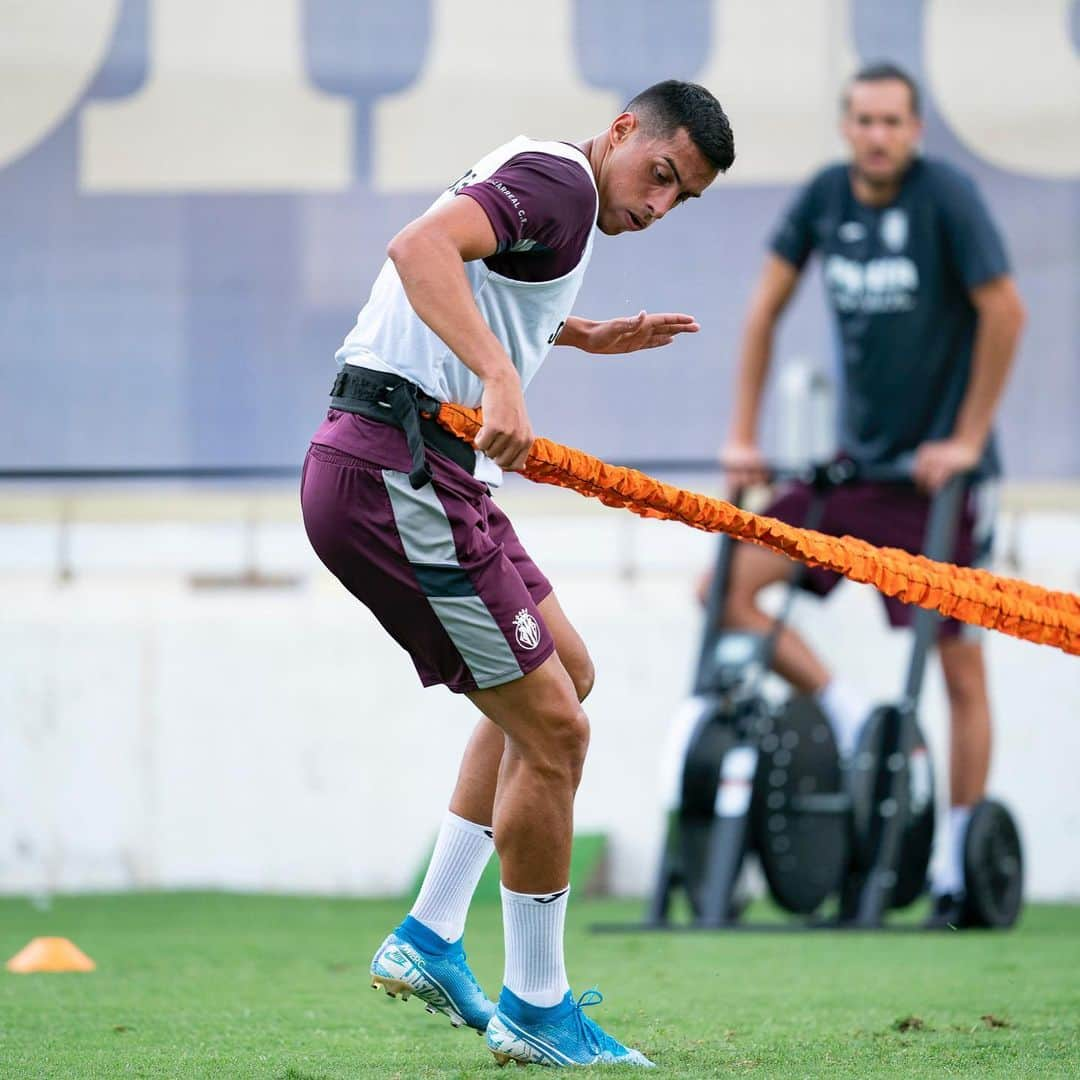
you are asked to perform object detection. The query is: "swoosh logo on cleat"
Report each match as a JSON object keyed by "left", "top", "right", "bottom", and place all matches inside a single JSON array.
[{"left": 533, "top": 888, "right": 569, "bottom": 904}]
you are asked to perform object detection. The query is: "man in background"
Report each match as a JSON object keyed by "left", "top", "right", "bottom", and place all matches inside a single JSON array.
[{"left": 715, "top": 62, "right": 1023, "bottom": 925}]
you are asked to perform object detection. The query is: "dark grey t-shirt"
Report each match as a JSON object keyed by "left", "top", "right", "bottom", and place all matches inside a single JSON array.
[{"left": 771, "top": 157, "right": 1010, "bottom": 475}]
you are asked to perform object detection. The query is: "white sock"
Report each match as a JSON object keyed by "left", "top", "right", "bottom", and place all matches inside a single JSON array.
[
  {"left": 933, "top": 805, "right": 973, "bottom": 897},
  {"left": 408, "top": 811, "right": 494, "bottom": 943},
  {"left": 501, "top": 883, "right": 571, "bottom": 1008},
  {"left": 818, "top": 679, "right": 869, "bottom": 759}
]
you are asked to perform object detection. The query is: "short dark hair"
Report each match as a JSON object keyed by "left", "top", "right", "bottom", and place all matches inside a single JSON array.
[
  {"left": 844, "top": 62, "right": 921, "bottom": 117},
  {"left": 625, "top": 80, "right": 735, "bottom": 173}
]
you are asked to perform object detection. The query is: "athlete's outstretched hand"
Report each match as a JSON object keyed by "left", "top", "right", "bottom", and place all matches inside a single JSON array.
[
  {"left": 584, "top": 310, "right": 700, "bottom": 354},
  {"left": 475, "top": 371, "right": 535, "bottom": 471}
]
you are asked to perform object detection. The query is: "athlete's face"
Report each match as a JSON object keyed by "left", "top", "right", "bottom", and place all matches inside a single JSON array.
[
  {"left": 842, "top": 80, "right": 922, "bottom": 186},
  {"left": 595, "top": 114, "right": 718, "bottom": 236}
]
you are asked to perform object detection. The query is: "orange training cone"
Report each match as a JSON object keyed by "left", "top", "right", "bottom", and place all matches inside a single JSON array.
[{"left": 6, "top": 937, "right": 96, "bottom": 973}]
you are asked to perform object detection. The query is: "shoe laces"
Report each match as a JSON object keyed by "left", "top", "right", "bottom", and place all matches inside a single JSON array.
[{"left": 573, "top": 988, "right": 623, "bottom": 1055}]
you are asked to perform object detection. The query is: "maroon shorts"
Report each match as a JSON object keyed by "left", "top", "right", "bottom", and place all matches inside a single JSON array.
[
  {"left": 765, "top": 480, "right": 993, "bottom": 639},
  {"left": 301, "top": 410, "right": 555, "bottom": 693}
]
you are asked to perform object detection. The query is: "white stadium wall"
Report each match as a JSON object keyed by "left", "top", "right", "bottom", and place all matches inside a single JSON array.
[
  {"left": 2, "top": 1, "right": 1079, "bottom": 904},
  {"left": 2, "top": 494, "right": 1078, "bottom": 902}
]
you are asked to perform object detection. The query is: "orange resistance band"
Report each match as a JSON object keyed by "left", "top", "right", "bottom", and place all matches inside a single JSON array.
[{"left": 436, "top": 403, "right": 1080, "bottom": 657}]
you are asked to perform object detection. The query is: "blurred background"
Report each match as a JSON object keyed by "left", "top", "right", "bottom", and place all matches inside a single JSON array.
[{"left": 2, "top": 0, "right": 1078, "bottom": 904}]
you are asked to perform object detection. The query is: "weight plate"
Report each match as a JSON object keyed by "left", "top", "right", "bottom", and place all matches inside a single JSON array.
[
  {"left": 679, "top": 704, "right": 737, "bottom": 818},
  {"left": 892, "top": 739, "right": 936, "bottom": 908},
  {"left": 750, "top": 695, "right": 849, "bottom": 915},
  {"left": 848, "top": 705, "right": 935, "bottom": 909},
  {"left": 676, "top": 704, "right": 738, "bottom": 917},
  {"left": 963, "top": 799, "right": 1024, "bottom": 928}
]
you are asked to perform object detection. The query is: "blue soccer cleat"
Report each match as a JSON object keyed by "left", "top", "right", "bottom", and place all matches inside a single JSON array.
[
  {"left": 485, "top": 987, "right": 656, "bottom": 1068},
  {"left": 369, "top": 915, "right": 495, "bottom": 1033}
]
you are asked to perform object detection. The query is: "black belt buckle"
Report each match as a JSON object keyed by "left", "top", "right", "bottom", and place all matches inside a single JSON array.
[{"left": 328, "top": 367, "right": 474, "bottom": 488}]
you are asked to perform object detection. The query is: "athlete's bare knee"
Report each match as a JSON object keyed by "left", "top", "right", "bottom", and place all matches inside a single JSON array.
[
  {"left": 541, "top": 595, "right": 595, "bottom": 701},
  {"left": 553, "top": 639, "right": 595, "bottom": 702},
  {"left": 566, "top": 655, "right": 595, "bottom": 703},
  {"left": 514, "top": 703, "right": 590, "bottom": 785}
]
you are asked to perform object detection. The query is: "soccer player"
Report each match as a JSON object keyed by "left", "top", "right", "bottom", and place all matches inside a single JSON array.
[
  {"left": 714, "top": 62, "right": 1024, "bottom": 926},
  {"left": 301, "top": 82, "right": 734, "bottom": 1067}
]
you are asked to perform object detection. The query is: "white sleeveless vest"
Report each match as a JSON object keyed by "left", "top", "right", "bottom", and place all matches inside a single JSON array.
[{"left": 335, "top": 136, "right": 597, "bottom": 485}]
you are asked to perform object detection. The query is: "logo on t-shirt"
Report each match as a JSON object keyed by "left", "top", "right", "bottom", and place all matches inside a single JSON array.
[
  {"left": 881, "top": 208, "right": 909, "bottom": 252},
  {"left": 838, "top": 221, "right": 866, "bottom": 243},
  {"left": 448, "top": 168, "right": 477, "bottom": 194},
  {"left": 824, "top": 254, "right": 920, "bottom": 313},
  {"left": 512, "top": 608, "right": 542, "bottom": 650}
]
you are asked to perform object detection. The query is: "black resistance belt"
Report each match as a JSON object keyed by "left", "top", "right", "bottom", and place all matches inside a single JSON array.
[{"left": 329, "top": 366, "right": 475, "bottom": 489}]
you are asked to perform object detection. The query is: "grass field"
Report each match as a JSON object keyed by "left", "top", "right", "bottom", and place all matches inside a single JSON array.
[{"left": 2, "top": 893, "right": 1079, "bottom": 1079}]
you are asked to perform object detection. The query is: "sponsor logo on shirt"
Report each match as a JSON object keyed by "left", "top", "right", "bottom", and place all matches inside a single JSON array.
[
  {"left": 824, "top": 254, "right": 920, "bottom": 313},
  {"left": 880, "top": 208, "right": 909, "bottom": 252},
  {"left": 838, "top": 221, "right": 866, "bottom": 242}
]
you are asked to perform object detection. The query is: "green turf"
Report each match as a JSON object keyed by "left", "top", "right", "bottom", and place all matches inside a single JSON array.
[{"left": 2, "top": 893, "right": 1078, "bottom": 1078}]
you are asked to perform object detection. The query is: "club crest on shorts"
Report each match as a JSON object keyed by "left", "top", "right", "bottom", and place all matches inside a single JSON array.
[{"left": 512, "top": 608, "right": 541, "bottom": 650}]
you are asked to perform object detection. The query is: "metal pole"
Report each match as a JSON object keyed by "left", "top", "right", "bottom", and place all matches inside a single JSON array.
[{"left": 903, "top": 476, "right": 967, "bottom": 709}]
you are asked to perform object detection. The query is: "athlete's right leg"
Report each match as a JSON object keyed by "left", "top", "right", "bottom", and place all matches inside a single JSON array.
[
  {"left": 407, "top": 593, "right": 593, "bottom": 962},
  {"left": 468, "top": 651, "right": 587, "bottom": 895},
  {"left": 470, "top": 655, "right": 653, "bottom": 1067},
  {"left": 449, "top": 591, "right": 595, "bottom": 827}
]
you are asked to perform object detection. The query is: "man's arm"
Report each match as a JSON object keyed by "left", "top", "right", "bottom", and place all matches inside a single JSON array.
[
  {"left": 555, "top": 312, "right": 700, "bottom": 354},
  {"left": 722, "top": 254, "right": 802, "bottom": 482},
  {"left": 913, "top": 276, "right": 1025, "bottom": 491},
  {"left": 387, "top": 197, "right": 533, "bottom": 470},
  {"left": 955, "top": 277, "right": 1025, "bottom": 449}
]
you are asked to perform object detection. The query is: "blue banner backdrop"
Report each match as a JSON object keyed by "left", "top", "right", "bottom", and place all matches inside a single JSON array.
[{"left": 1, "top": 1, "right": 1077, "bottom": 476}]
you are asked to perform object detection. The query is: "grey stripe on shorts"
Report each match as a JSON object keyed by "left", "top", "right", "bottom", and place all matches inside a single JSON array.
[{"left": 382, "top": 469, "right": 523, "bottom": 687}]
